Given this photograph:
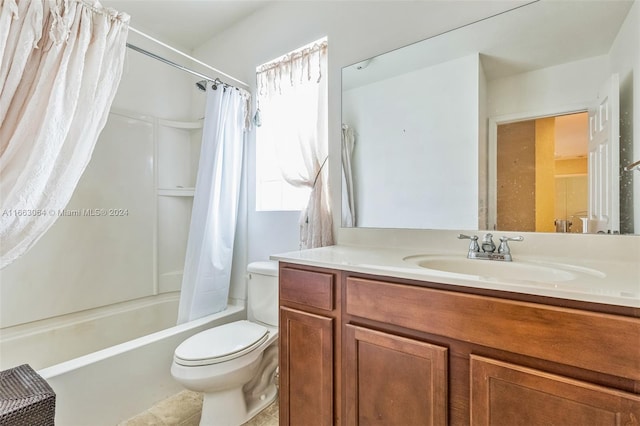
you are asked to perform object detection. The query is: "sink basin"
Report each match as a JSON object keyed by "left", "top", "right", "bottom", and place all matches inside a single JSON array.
[{"left": 403, "top": 255, "right": 604, "bottom": 283}]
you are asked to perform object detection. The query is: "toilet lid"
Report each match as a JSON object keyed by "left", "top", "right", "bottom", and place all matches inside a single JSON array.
[{"left": 174, "top": 320, "right": 269, "bottom": 367}]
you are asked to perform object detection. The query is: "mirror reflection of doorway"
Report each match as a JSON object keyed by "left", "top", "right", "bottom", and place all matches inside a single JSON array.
[{"left": 497, "top": 112, "right": 588, "bottom": 233}]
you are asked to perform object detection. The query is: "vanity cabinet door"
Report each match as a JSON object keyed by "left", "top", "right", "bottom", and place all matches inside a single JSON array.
[
  {"left": 344, "top": 324, "right": 448, "bottom": 425},
  {"left": 280, "top": 307, "right": 334, "bottom": 426},
  {"left": 470, "top": 355, "right": 640, "bottom": 425}
]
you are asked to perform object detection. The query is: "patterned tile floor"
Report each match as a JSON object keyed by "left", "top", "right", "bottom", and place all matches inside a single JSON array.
[{"left": 119, "top": 390, "right": 278, "bottom": 426}]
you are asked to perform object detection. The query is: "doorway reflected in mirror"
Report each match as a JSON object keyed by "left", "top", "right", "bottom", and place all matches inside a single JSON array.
[{"left": 497, "top": 112, "right": 588, "bottom": 234}]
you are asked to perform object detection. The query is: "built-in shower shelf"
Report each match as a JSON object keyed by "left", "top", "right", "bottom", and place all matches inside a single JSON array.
[
  {"left": 158, "top": 188, "right": 195, "bottom": 196},
  {"left": 156, "top": 118, "right": 201, "bottom": 294},
  {"left": 157, "top": 118, "right": 203, "bottom": 129},
  {"left": 161, "top": 270, "right": 183, "bottom": 277}
]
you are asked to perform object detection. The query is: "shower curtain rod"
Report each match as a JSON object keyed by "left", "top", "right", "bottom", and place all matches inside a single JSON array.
[
  {"left": 127, "top": 26, "right": 250, "bottom": 89},
  {"left": 126, "top": 43, "right": 215, "bottom": 84}
]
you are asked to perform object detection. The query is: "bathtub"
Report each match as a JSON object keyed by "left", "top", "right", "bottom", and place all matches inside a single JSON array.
[
  {"left": 1, "top": 293, "right": 182, "bottom": 371},
  {"left": 32, "top": 300, "right": 243, "bottom": 425}
]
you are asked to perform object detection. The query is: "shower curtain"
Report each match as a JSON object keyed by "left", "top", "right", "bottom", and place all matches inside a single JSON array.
[
  {"left": 177, "top": 85, "right": 249, "bottom": 324},
  {"left": 341, "top": 124, "right": 356, "bottom": 227},
  {"left": 0, "top": 0, "right": 129, "bottom": 269}
]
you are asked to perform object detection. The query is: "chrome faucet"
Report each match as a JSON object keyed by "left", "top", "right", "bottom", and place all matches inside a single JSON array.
[
  {"left": 481, "top": 233, "right": 496, "bottom": 253},
  {"left": 458, "top": 233, "right": 523, "bottom": 261}
]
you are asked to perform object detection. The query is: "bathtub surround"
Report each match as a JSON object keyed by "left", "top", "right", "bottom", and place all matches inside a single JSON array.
[
  {"left": 178, "top": 85, "right": 249, "bottom": 323},
  {"left": 0, "top": 0, "right": 129, "bottom": 268},
  {"left": 0, "top": 293, "right": 180, "bottom": 371}
]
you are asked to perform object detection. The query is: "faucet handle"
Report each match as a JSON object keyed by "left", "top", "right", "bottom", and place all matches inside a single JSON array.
[
  {"left": 498, "top": 235, "right": 524, "bottom": 255},
  {"left": 457, "top": 234, "right": 480, "bottom": 253}
]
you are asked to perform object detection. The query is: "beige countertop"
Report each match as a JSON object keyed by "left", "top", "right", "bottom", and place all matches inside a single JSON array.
[{"left": 272, "top": 244, "right": 640, "bottom": 308}]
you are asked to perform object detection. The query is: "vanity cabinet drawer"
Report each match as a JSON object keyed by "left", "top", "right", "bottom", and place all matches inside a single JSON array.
[
  {"left": 345, "top": 276, "right": 640, "bottom": 381},
  {"left": 280, "top": 266, "right": 335, "bottom": 311}
]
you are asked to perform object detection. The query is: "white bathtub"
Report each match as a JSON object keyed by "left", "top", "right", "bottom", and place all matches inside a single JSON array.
[
  {"left": 34, "top": 301, "right": 244, "bottom": 425},
  {"left": 0, "top": 293, "right": 182, "bottom": 371}
]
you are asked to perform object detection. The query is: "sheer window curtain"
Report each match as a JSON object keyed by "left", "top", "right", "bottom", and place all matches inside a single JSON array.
[
  {"left": 256, "top": 39, "right": 333, "bottom": 248},
  {"left": 177, "top": 85, "right": 249, "bottom": 323},
  {"left": 0, "top": 0, "right": 129, "bottom": 269}
]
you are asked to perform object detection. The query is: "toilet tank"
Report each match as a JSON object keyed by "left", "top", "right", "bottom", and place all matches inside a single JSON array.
[{"left": 247, "top": 261, "right": 279, "bottom": 327}]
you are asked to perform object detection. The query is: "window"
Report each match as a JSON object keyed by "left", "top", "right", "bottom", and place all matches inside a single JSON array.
[
  {"left": 255, "top": 38, "right": 328, "bottom": 212},
  {"left": 255, "top": 130, "right": 312, "bottom": 211}
]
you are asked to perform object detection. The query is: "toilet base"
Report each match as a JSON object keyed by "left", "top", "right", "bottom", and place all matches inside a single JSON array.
[
  {"left": 197, "top": 343, "right": 279, "bottom": 426},
  {"left": 199, "top": 383, "right": 277, "bottom": 426}
]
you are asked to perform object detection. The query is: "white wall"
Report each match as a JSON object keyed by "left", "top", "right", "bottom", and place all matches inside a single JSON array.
[
  {"left": 608, "top": 0, "right": 639, "bottom": 233},
  {"left": 343, "top": 54, "right": 480, "bottom": 229},
  {"left": 192, "top": 1, "right": 527, "bottom": 262},
  {"left": 0, "top": 34, "right": 196, "bottom": 329},
  {"left": 486, "top": 55, "right": 609, "bottom": 119},
  {"left": 114, "top": 33, "right": 196, "bottom": 120}
]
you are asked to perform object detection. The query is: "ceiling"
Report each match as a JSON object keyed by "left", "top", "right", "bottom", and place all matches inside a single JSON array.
[
  {"left": 101, "top": 1, "right": 269, "bottom": 50},
  {"left": 343, "top": 0, "right": 634, "bottom": 89},
  {"left": 555, "top": 113, "right": 588, "bottom": 159}
]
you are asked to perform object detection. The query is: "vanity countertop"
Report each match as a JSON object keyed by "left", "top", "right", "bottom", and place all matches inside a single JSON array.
[{"left": 271, "top": 245, "right": 640, "bottom": 308}]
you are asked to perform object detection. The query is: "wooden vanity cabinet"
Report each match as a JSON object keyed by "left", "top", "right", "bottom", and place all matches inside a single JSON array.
[
  {"left": 345, "top": 275, "right": 640, "bottom": 425},
  {"left": 279, "top": 264, "right": 342, "bottom": 426},
  {"left": 279, "top": 263, "right": 640, "bottom": 425}
]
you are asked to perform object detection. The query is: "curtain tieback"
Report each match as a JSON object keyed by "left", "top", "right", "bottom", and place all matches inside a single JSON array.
[{"left": 312, "top": 156, "right": 328, "bottom": 189}]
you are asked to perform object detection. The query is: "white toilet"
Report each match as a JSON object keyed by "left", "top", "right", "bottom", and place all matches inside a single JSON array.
[{"left": 171, "top": 261, "right": 279, "bottom": 426}]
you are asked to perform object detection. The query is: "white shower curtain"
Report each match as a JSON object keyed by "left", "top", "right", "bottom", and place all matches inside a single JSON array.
[
  {"left": 177, "top": 85, "right": 248, "bottom": 324},
  {"left": 0, "top": 0, "right": 129, "bottom": 269},
  {"left": 341, "top": 124, "right": 356, "bottom": 227}
]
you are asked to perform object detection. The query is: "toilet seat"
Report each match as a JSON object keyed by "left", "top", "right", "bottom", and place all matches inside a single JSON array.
[{"left": 174, "top": 320, "right": 269, "bottom": 367}]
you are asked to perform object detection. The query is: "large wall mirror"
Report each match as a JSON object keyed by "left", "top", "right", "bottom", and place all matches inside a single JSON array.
[{"left": 341, "top": 0, "right": 639, "bottom": 235}]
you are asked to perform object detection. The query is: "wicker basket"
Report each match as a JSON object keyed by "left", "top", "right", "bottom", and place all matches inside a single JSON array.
[{"left": 0, "top": 364, "right": 55, "bottom": 426}]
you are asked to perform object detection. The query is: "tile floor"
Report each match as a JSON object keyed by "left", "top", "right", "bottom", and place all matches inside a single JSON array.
[{"left": 119, "top": 390, "right": 278, "bottom": 426}]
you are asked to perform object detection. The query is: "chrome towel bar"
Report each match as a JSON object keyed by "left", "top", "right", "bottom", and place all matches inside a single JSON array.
[{"left": 623, "top": 159, "right": 640, "bottom": 172}]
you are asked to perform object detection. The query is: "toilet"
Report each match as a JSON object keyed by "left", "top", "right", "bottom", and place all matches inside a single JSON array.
[{"left": 171, "top": 261, "right": 279, "bottom": 426}]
